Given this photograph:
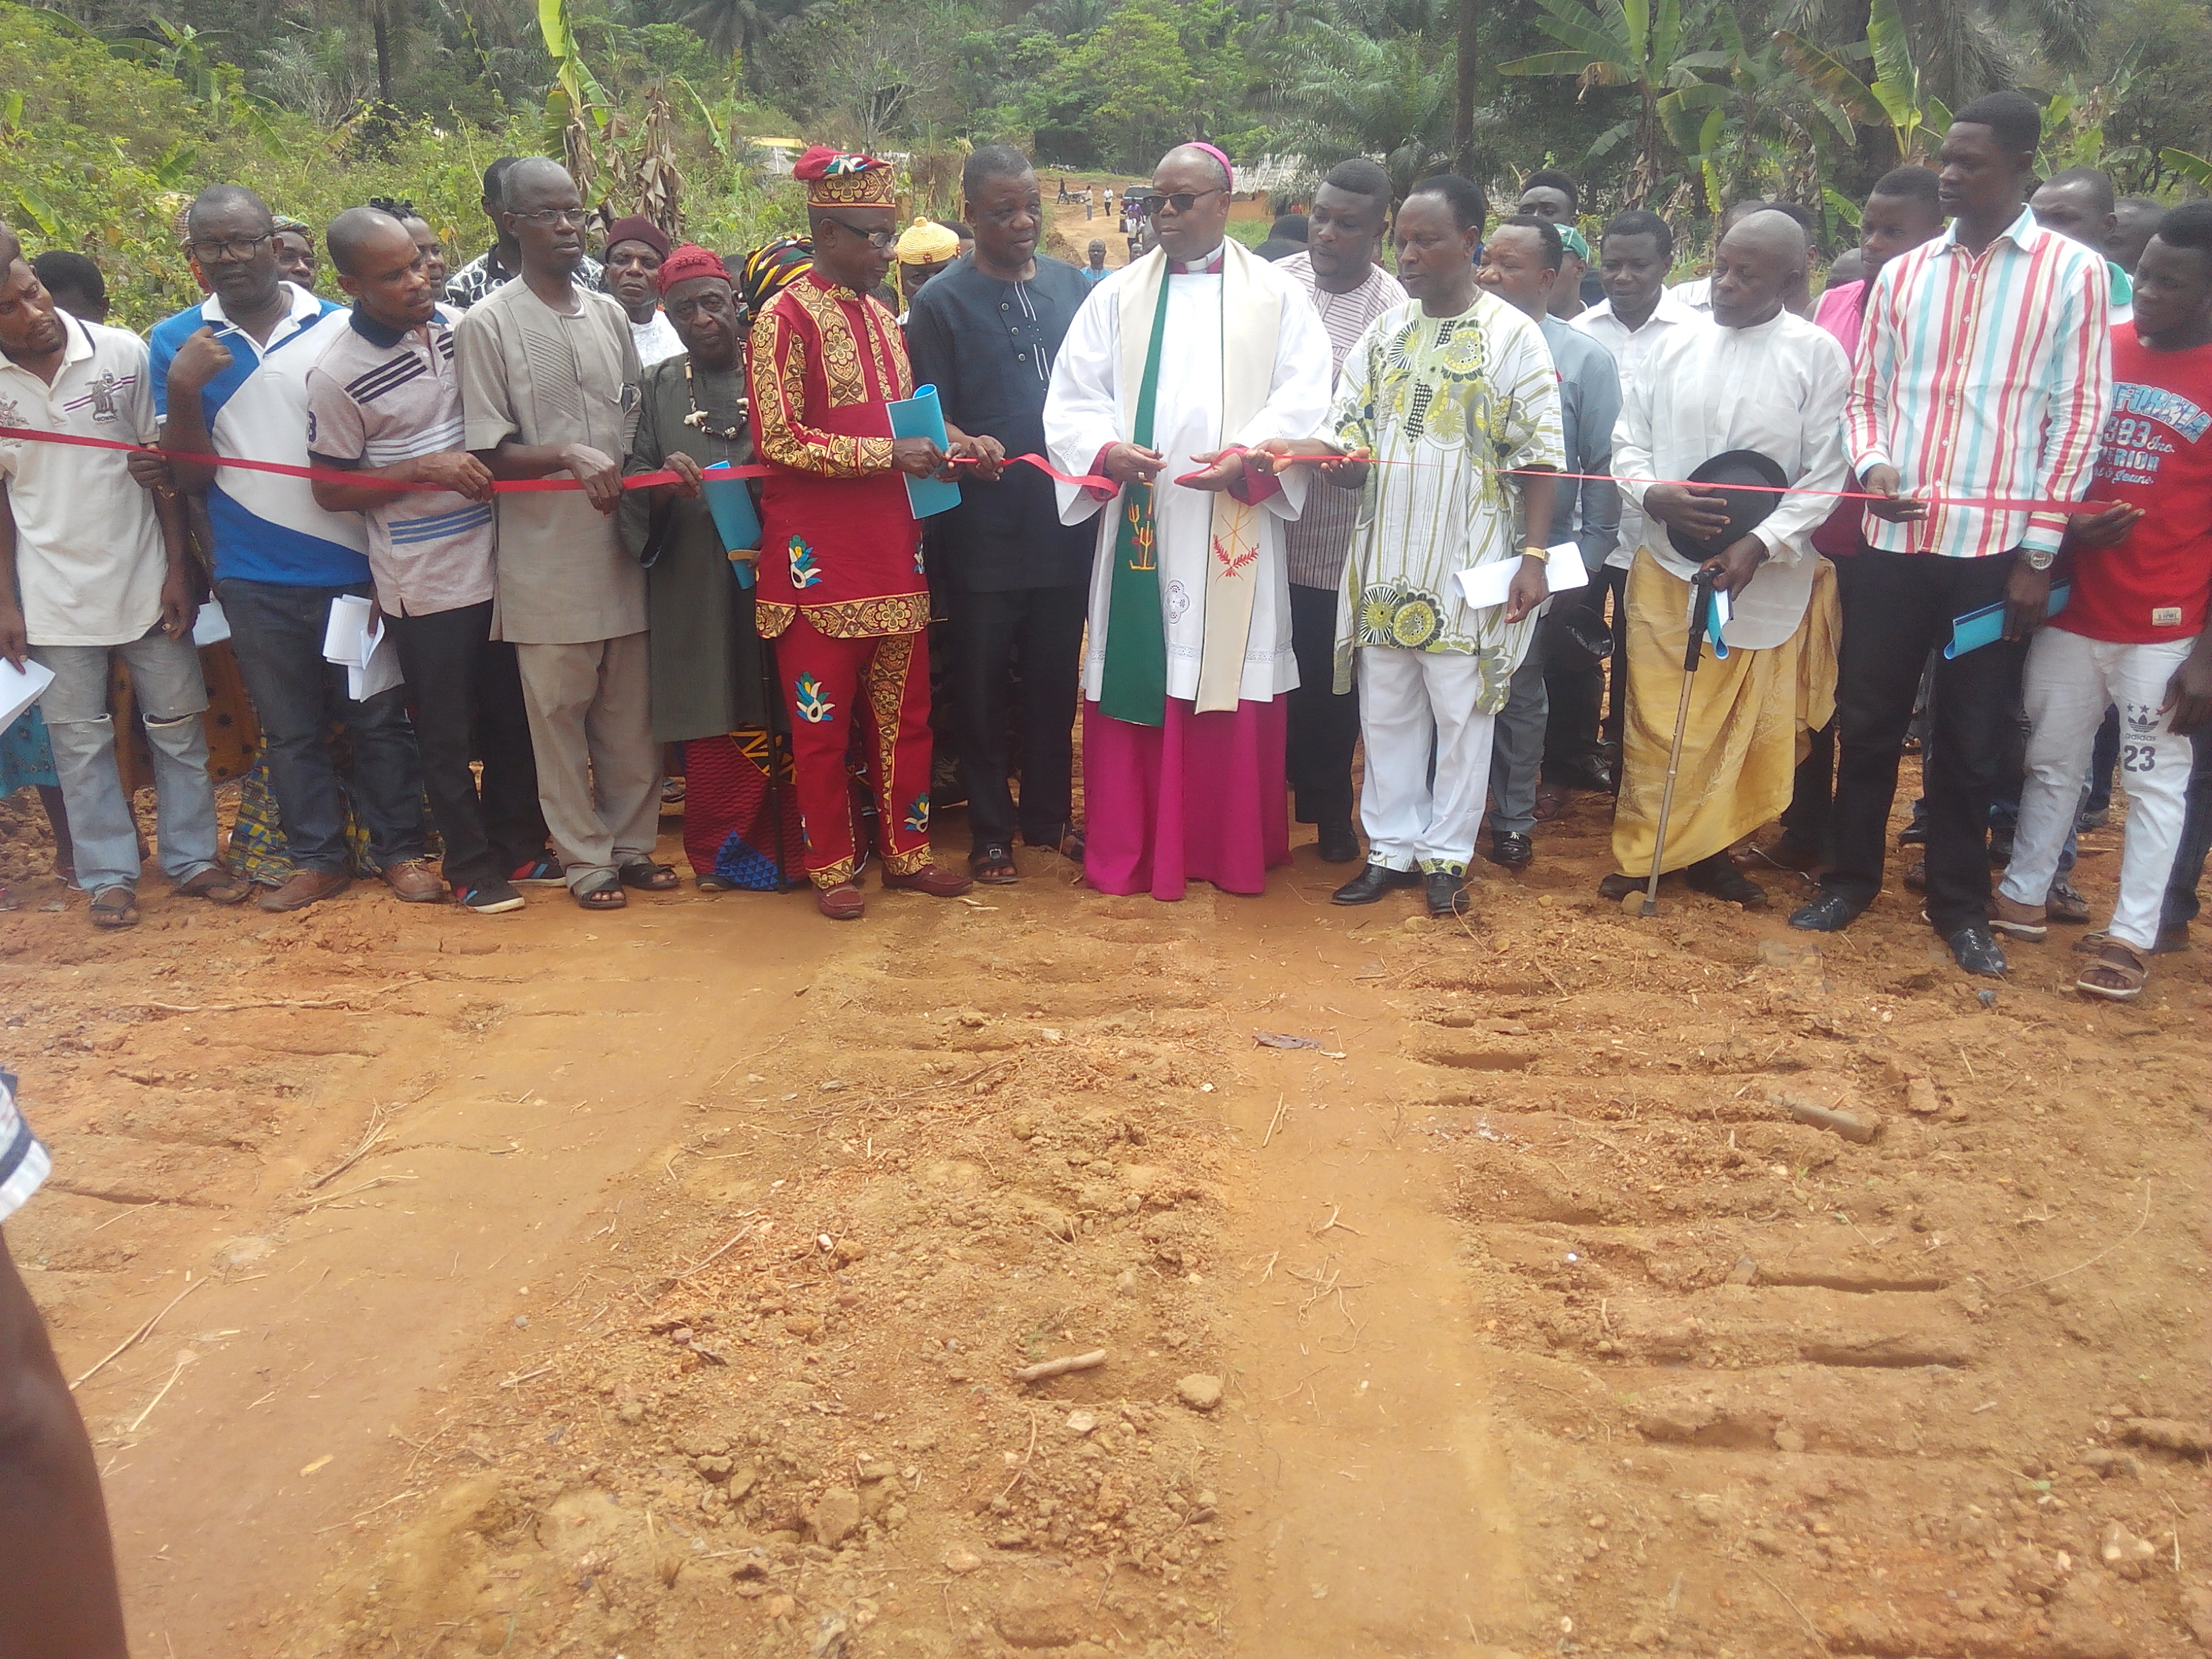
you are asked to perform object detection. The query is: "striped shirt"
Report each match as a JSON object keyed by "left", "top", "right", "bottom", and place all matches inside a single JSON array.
[
  {"left": 306, "top": 306, "right": 495, "bottom": 616},
  {"left": 0, "top": 1068, "right": 49, "bottom": 1225},
  {"left": 1845, "top": 206, "right": 2111, "bottom": 559},
  {"left": 1277, "top": 251, "right": 1408, "bottom": 589}
]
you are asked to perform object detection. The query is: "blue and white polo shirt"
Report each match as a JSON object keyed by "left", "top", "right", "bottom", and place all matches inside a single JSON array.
[{"left": 148, "top": 281, "right": 371, "bottom": 588}]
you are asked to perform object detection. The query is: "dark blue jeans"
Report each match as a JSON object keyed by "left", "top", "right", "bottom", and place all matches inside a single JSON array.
[
  {"left": 2163, "top": 731, "right": 2211, "bottom": 932},
  {"left": 217, "top": 577, "right": 426, "bottom": 874}
]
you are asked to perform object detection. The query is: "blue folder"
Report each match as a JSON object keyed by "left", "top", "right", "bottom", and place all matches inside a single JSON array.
[
  {"left": 700, "top": 462, "right": 760, "bottom": 588},
  {"left": 888, "top": 384, "right": 962, "bottom": 519},
  {"left": 1944, "top": 583, "right": 2072, "bottom": 659}
]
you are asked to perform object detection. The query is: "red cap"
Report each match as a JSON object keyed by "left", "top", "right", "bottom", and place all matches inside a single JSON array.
[{"left": 657, "top": 243, "right": 731, "bottom": 295}]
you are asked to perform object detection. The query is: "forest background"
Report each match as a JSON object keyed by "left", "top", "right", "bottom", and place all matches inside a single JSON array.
[{"left": 5, "top": 0, "right": 2212, "bottom": 331}]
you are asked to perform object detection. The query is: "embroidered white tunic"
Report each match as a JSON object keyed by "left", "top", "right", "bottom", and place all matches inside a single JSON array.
[
  {"left": 1324, "top": 291, "right": 1565, "bottom": 709},
  {"left": 1044, "top": 244, "right": 1333, "bottom": 705}
]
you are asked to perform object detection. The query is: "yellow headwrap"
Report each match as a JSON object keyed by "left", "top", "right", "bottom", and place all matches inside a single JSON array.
[{"left": 894, "top": 217, "right": 960, "bottom": 264}]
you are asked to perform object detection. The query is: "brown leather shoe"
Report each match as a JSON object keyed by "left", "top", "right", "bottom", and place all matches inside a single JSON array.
[
  {"left": 815, "top": 881, "right": 865, "bottom": 920},
  {"left": 381, "top": 859, "right": 446, "bottom": 903},
  {"left": 257, "top": 868, "right": 350, "bottom": 913},
  {"left": 880, "top": 863, "right": 975, "bottom": 898}
]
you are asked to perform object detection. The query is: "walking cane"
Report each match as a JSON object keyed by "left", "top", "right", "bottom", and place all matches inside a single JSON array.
[{"left": 1641, "top": 567, "right": 1718, "bottom": 918}]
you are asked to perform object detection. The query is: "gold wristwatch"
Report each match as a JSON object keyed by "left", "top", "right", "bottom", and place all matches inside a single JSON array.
[{"left": 1520, "top": 545, "right": 1551, "bottom": 562}]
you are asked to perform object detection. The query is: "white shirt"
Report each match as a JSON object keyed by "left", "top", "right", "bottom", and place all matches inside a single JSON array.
[
  {"left": 630, "top": 308, "right": 684, "bottom": 368},
  {"left": 1612, "top": 310, "right": 1851, "bottom": 649},
  {"left": 1573, "top": 290, "right": 1703, "bottom": 568},
  {"left": 1670, "top": 275, "right": 1714, "bottom": 313},
  {"left": 1046, "top": 249, "right": 1333, "bottom": 703},
  {"left": 0, "top": 316, "right": 171, "bottom": 646}
]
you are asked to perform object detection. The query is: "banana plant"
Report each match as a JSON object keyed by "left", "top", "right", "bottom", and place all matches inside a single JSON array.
[
  {"left": 1499, "top": 0, "right": 1729, "bottom": 205},
  {"left": 539, "top": 0, "right": 611, "bottom": 188},
  {"left": 1775, "top": 0, "right": 1949, "bottom": 166}
]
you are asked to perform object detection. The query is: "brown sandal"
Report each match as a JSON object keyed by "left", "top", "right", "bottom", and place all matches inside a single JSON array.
[
  {"left": 89, "top": 886, "right": 139, "bottom": 929},
  {"left": 969, "top": 842, "right": 1019, "bottom": 884},
  {"left": 176, "top": 866, "right": 251, "bottom": 905},
  {"left": 2075, "top": 938, "right": 2148, "bottom": 1001},
  {"left": 1532, "top": 783, "right": 1568, "bottom": 823}
]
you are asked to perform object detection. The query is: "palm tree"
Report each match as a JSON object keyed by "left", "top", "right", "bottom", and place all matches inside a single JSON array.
[
  {"left": 684, "top": 0, "right": 828, "bottom": 94},
  {"left": 1268, "top": 22, "right": 1456, "bottom": 201},
  {"left": 1498, "top": 0, "right": 1727, "bottom": 205}
]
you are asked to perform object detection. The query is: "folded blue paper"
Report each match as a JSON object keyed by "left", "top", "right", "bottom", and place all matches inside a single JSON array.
[
  {"left": 1944, "top": 582, "right": 2072, "bottom": 659},
  {"left": 701, "top": 462, "right": 760, "bottom": 589},
  {"left": 888, "top": 384, "right": 962, "bottom": 519}
]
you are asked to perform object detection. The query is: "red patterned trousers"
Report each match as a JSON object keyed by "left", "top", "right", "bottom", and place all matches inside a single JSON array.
[{"left": 777, "top": 617, "right": 935, "bottom": 887}]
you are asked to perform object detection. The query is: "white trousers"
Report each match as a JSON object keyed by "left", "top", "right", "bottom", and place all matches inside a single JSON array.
[
  {"left": 1356, "top": 647, "right": 1495, "bottom": 875},
  {"left": 1999, "top": 628, "right": 2192, "bottom": 951}
]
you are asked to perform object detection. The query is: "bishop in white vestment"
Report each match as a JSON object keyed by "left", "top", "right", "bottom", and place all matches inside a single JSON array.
[{"left": 1044, "top": 144, "right": 1332, "bottom": 900}]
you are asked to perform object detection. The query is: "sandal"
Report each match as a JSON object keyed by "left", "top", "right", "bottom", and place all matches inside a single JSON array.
[
  {"left": 970, "top": 842, "right": 1019, "bottom": 884},
  {"left": 1532, "top": 783, "right": 1568, "bottom": 824},
  {"left": 695, "top": 873, "right": 741, "bottom": 892},
  {"left": 89, "top": 886, "right": 140, "bottom": 929},
  {"left": 573, "top": 872, "right": 628, "bottom": 911},
  {"left": 175, "top": 866, "right": 251, "bottom": 905},
  {"left": 617, "top": 860, "right": 680, "bottom": 892},
  {"left": 2075, "top": 938, "right": 2148, "bottom": 1001},
  {"left": 1044, "top": 821, "right": 1086, "bottom": 863}
]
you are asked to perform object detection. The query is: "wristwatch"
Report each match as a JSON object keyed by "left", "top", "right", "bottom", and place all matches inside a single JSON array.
[
  {"left": 2024, "top": 547, "right": 2057, "bottom": 571},
  {"left": 1520, "top": 545, "right": 1551, "bottom": 562}
]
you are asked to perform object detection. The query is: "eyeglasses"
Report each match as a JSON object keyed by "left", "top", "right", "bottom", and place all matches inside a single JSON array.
[
  {"left": 508, "top": 207, "right": 587, "bottom": 229},
  {"left": 818, "top": 215, "right": 898, "bottom": 250},
  {"left": 667, "top": 288, "right": 734, "bottom": 323},
  {"left": 1129, "top": 188, "right": 1227, "bottom": 219},
  {"left": 188, "top": 233, "right": 274, "bottom": 264}
]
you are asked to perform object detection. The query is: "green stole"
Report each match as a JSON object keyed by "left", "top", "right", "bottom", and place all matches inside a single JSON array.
[
  {"left": 1097, "top": 274, "right": 1174, "bottom": 726},
  {"left": 1095, "top": 242, "right": 1285, "bottom": 728}
]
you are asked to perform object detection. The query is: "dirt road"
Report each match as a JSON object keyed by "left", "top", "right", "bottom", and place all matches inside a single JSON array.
[{"left": 4, "top": 762, "right": 2207, "bottom": 1657}]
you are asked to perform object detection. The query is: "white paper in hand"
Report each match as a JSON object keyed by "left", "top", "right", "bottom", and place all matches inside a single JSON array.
[
  {"left": 1454, "top": 543, "right": 1590, "bottom": 611},
  {"left": 348, "top": 628, "right": 405, "bottom": 701},
  {"left": 192, "top": 599, "right": 232, "bottom": 647},
  {"left": 0, "top": 657, "right": 56, "bottom": 734},
  {"left": 323, "top": 594, "right": 377, "bottom": 668}
]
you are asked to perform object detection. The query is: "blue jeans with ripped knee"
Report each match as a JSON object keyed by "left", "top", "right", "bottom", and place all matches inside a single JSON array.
[{"left": 33, "top": 628, "right": 221, "bottom": 894}]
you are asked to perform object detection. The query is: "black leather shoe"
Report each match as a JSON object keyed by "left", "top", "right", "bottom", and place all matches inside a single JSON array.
[
  {"left": 1315, "top": 817, "right": 1362, "bottom": 863},
  {"left": 1945, "top": 923, "right": 2008, "bottom": 978},
  {"left": 1485, "top": 830, "right": 1533, "bottom": 870},
  {"left": 1788, "top": 891, "right": 1863, "bottom": 932},
  {"left": 1425, "top": 872, "right": 1473, "bottom": 916},
  {"left": 1553, "top": 755, "right": 1617, "bottom": 795},
  {"left": 1332, "top": 863, "right": 1420, "bottom": 905},
  {"left": 1683, "top": 852, "right": 1767, "bottom": 907},
  {"left": 1897, "top": 812, "right": 1928, "bottom": 846}
]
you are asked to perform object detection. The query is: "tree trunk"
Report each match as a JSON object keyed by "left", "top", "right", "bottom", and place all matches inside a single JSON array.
[
  {"left": 1452, "top": 0, "right": 1477, "bottom": 171},
  {"left": 373, "top": 1, "right": 394, "bottom": 106}
]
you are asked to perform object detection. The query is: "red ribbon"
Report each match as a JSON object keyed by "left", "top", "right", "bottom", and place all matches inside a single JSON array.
[
  {"left": 2, "top": 426, "right": 1118, "bottom": 497},
  {"left": 6, "top": 426, "right": 2103, "bottom": 514}
]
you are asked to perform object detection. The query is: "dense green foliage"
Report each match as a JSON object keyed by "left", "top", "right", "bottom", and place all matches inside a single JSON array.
[{"left": 4, "top": 0, "right": 2210, "bottom": 329}]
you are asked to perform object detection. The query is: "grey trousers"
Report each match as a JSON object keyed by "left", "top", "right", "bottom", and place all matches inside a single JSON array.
[
  {"left": 1488, "top": 630, "right": 1548, "bottom": 836},
  {"left": 513, "top": 633, "right": 660, "bottom": 890}
]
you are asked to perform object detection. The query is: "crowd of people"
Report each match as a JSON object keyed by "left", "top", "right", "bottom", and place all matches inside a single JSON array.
[{"left": 0, "top": 92, "right": 2207, "bottom": 999}]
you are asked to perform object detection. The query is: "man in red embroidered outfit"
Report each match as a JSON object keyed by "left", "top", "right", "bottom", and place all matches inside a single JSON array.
[{"left": 749, "top": 146, "right": 980, "bottom": 919}]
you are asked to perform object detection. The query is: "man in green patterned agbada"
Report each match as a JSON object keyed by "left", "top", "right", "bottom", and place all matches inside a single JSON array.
[{"left": 1263, "top": 175, "right": 1565, "bottom": 918}]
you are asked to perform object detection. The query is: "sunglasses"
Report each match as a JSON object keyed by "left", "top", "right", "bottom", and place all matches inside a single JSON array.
[
  {"left": 1129, "top": 188, "right": 1227, "bottom": 218},
  {"left": 819, "top": 214, "right": 898, "bottom": 250}
]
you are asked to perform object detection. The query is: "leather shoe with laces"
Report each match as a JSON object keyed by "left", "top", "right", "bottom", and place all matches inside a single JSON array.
[
  {"left": 258, "top": 868, "right": 350, "bottom": 913},
  {"left": 1485, "top": 830, "right": 1533, "bottom": 870},
  {"left": 1332, "top": 863, "right": 1420, "bottom": 905},
  {"left": 1315, "top": 817, "right": 1361, "bottom": 863},
  {"left": 1945, "top": 922, "right": 2007, "bottom": 978},
  {"left": 1425, "top": 872, "right": 1472, "bottom": 916},
  {"left": 382, "top": 858, "right": 445, "bottom": 903},
  {"left": 1787, "top": 890, "right": 1862, "bottom": 932},
  {"left": 880, "top": 863, "right": 975, "bottom": 897}
]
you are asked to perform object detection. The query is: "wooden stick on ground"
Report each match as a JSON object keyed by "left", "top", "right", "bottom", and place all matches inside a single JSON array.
[
  {"left": 70, "top": 1275, "right": 205, "bottom": 1392},
  {"left": 1012, "top": 1349, "right": 1107, "bottom": 1384}
]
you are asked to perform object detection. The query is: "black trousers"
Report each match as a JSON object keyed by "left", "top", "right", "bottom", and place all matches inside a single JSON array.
[
  {"left": 384, "top": 600, "right": 550, "bottom": 887},
  {"left": 946, "top": 583, "right": 1086, "bottom": 846},
  {"left": 1819, "top": 548, "right": 2027, "bottom": 935},
  {"left": 1286, "top": 582, "right": 1359, "bottom": 825},
  {"left": 1544, "top": 562, "right": 1629, "bottom": 767}
]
